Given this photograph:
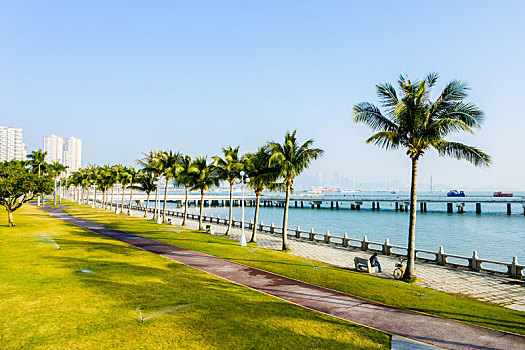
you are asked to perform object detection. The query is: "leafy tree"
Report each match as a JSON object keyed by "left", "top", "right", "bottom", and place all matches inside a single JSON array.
[
  {"left": 213, "top": 146, "right": 243, "bottom": 234},
  {"left": 190, "top": 157, "right": 219, "bottom": 230},
  {"left": 353, "top": 73, "right": 490, "bottom": 279},
  {"left": 243, "top": 148, "right": 278, "bottom": 242},
  {"left": 267, "top": 131, "right": 323, "bottom": 250},
  {"left": 0, "top": 161, "right": 53, "bottom": 226}
]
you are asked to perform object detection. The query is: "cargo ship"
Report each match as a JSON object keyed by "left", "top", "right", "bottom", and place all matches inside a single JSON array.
[
  {"left": 447, "top": 190, "right": 466, "bottom": 197},
  {"left": 493, "top": 191, "right": 513, "bottom": 197}
]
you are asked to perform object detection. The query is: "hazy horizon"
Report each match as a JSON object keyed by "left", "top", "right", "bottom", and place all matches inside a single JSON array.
[{"left": 2, "top": 1, "right": 524, "bottom": 190}]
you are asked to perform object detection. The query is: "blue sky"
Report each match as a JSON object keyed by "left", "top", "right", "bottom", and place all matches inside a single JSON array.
[{"left": 1, "top": 1, "right": 524, "bottom": 189}]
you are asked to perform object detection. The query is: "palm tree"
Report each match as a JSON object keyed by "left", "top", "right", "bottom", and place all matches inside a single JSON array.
[
  {"left": 190, "top": 157, "right": 219, "bottom": 230},
  {"left": 131, "top": 170, "right": 157, "bottom": 217},
  {"left": 48, "top": 161, "right": 67, "bottom": 205},
  {"left": 27, "top": 149, "right": 48, "bottom": 206},
  {"left": 243, "top": 148, "right": 278, "bottom": 242},
  {"left": 213, "top": 146, "right": 243, "bottom": 234},
  {"left": 176, "top": 155, "right": 196, "bottom": 226},
  {"left": 353, "top": 73, "right": 490, "bottom": 279},
  {"left": 267, "top": 131, "right": 324, "bottom": 251},
  {"left": 138, "top": 150, "right": 163, "bottom": 220},
  {"left": 159, "top": 150, "right": 182, "bottom": 222}
]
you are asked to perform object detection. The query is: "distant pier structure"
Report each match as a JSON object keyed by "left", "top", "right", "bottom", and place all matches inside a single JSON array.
[{"left": 126, "top": 193, "right": 525, "bottom": 216}]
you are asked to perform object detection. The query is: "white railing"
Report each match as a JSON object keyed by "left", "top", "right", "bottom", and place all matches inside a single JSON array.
[{"left": 86, "top": 199, "right": 525, "bottom": 280}]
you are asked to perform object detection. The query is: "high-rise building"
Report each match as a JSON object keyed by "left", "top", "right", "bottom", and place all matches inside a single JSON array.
[
  {"left": 43, "top": 134, "right": 64, "bottom": 163},
  {"left": 0, "top": 126, "right": 25, "bottom": 162},
  {"left": 63, "top": 136, "right": 82, "bottom": 172}
]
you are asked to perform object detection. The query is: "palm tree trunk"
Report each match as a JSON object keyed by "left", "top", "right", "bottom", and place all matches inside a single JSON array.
[
  {"left": 128, "top": 189, "right": 133, "bottom": 214},
  {"left": 144, "top": 192, "right": 150, "bottom": 218},
  {"left": 199, "top": 190, "right": 205, "bottom": 230},
  {"left": 281, "top": 184, "right": 291, "bottom": 251},
  {"left": 250, "top": 191, "right": 261, "bottom": 242},
  {"left": 404, "top": 157, "right": 419, "bottom": 279},
  {"left": 182, "top": 185, "right": 189, "bottom": 226},
  {"left": 86, "top": 187, "right": 90, "bottom": 206},
  {"left": 110, "top": 186, "right": 114, "bottom": 210},
  {"left": 226, "top": 181, "right": 233, "bottom": 234},
  {"left": 162, "top": 181, "right": 169, "bottom": 222}
]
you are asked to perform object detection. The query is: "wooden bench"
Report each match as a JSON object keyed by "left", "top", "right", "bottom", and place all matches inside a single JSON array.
[
  {"left": 354, "top": 257, "right": 379, "bottom": 273},
  {"left": 205, "top": 225, "right": 214, "bottom": 234}
]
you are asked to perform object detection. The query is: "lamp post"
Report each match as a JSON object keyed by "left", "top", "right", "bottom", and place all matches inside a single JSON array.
[
  {"left": 91, "top": 184, "right": 96, "bottom": 208},
  {"left": 156, "top": 175, "right": 162, "bottom": 224},
  {"left": 238, "top": 171, "right": 249, "bottom": 246}
]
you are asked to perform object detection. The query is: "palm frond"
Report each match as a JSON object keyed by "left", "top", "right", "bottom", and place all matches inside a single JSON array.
[
  {"left": 433, "top": 140, "right": 491, "bottom": 167},
  {"left": 365, "top": 131, "right": 400, "bottom": 150},
  {"left": 353, "top": 102, "right": 397, "bottom": 131}
]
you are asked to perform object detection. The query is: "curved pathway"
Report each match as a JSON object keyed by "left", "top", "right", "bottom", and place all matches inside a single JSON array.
[{"left": 44, "top": 206, "right": 525, "bottom": 350}]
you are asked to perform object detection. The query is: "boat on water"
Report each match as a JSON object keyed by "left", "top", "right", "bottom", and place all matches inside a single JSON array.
[
  {"left": 447, "top": 190, "right": 466, "bottom": 197},
  {"left": 493, "top": 191, "right": 513, "bottom": 197}
]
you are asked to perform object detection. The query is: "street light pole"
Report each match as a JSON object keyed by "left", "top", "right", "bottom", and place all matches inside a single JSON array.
[
  {"left": 156, "top": 175, "right": 162, "bottom": 224},
  {"left": 239, "top": 171, "right": 248, "bottom": 247}
]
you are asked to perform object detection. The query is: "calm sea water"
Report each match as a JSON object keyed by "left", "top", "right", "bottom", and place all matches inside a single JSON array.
[{"left": 165, "top": 191, "right": 525, "bottom": 264}]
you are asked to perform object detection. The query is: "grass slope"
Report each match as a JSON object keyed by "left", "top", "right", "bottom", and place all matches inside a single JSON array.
[
  {"left": 63, "top": 203, "right": 525, "bottom": 335},
  {"left": 0, "top": 205, "right": 389, "bottom": 349}
]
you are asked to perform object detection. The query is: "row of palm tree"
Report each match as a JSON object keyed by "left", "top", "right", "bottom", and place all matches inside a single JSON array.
[{"left": 67, "top": 130, "right": 324, "bottom": 251}]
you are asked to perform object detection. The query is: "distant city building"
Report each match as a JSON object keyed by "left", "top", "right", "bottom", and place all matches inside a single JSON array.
[
  {"left": 43, "top": 134, "right": 64, "bottom": 163},
  {"left": 0, "top": 126, "right": 25, "bottom": 162},
  {"left": 63, "top": 136, "right": 82, "bottom": 172},
  {"left": 42, "top": 134, "right": 82, "bottom": 172}
]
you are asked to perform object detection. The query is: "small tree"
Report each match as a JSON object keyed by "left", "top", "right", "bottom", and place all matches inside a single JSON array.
[{"left": 0, "top": 161, "right": 53, "bottom": 226}]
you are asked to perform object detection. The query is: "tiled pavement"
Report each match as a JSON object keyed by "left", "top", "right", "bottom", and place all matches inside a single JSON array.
[{"left": 129, "top": 209, "right": 525, "bottom": 313}]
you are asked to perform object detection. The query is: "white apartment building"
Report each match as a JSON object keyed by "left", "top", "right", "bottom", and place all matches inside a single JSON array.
[
  {"left": 0, "top": 126, "right": 25, "bottom": 162},
  {"left": 43, "top": 134, "right": 64, "bottom": 163},
  {"left": 43, "top": 134, "right": 82, "bottom": 172},
  {"left": 63, "top": 136, "right": 82, "bottom": 172}
]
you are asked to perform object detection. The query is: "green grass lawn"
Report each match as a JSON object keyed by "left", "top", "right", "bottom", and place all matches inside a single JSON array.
[
  {"left": 0, "top": 205, "right": 389, "bottom": 349},
  {"left": 62, "top": 202, "right": 525, "bottom": 336}
]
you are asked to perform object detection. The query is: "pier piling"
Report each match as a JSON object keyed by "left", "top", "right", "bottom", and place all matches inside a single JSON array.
[
  {"left": 507, "top": 203, "right": 512, "bottom": 215},
  {"left": 447, "top": 203, "right": 453, "bottom": 213},
  {"left": 476, "top": 203, "right": 481, "bottom": 214}
]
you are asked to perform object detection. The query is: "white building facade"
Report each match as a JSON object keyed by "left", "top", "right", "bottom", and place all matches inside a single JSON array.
[
  {"left": 63, "top": 136, "right": 82, "bottom": 172},
  {"left": 0, "top": 126, "right": 25, "bottom": 162},
  {"left": 43, "top": 134, "right": 64, "bottom": 163},
  {"left": 43, "top": 134, "right": 82, "bottom": 172}
]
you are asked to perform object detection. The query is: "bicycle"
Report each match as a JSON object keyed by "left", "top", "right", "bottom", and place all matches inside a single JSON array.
[{"left": 393, "top": 258, "right": 405, "bottom": 280}]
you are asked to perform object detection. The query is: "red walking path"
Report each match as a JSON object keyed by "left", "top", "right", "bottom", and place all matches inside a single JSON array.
[{"left": 43, "top": 207, "right": 525, "bottom": 350}]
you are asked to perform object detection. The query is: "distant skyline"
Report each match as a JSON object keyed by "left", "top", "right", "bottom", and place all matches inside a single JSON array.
[{"left": 1, "top": 1, "right": 524, "bottom": 189}]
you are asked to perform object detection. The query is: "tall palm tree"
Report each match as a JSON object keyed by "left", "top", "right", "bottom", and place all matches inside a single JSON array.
[
  {"left": 131, "top": 170, "right": 157, "bottom": 217},
  {"left": 353, "top": 73, "right": 490, "bottom": 279},
  {"left": 267, "top": 131, "right": 324, "bottom": 251},
  {"left": 213, "top": 146, "right": 243, "bottom": 234},
  {"left": 176, "top": 155, "right": 196, "bottom": 226},
  {"left": 159, "top": 150, "right": 182, "bottom": 222},
  {"left": 243, "top": 148, "right": 278, "bottom": 242},
  {"left": 27, "top": 149, "right": 48, "bottom": 206},
  {"left": 190, "top": 157, "right": 219, "bottom": 230},
  {"left": 138, "top": 150, "right": 163, "bottom": 220}
]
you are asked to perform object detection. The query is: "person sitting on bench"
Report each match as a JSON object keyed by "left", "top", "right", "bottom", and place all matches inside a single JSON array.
[{"left": 369, "top": 252, "right": 382, "bottom": 272}]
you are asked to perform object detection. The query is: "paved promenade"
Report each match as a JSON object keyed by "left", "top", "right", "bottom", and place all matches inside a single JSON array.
[
  {"left": 44, "top": 207, "right": 525, "bottom": 350},
  {"left": 134, "top": 209, "right": 525, "bottom": 313}
]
